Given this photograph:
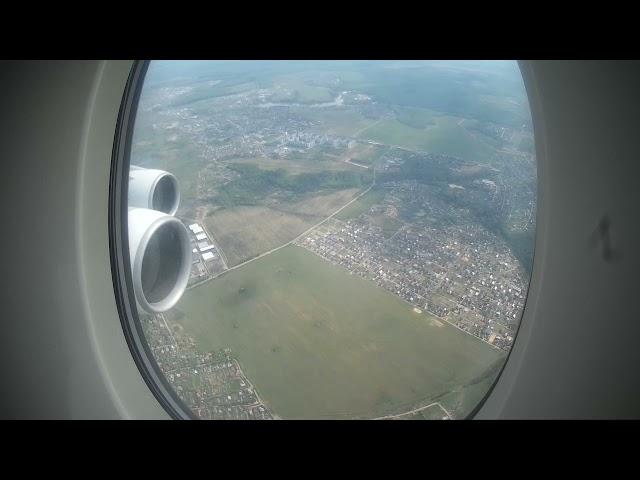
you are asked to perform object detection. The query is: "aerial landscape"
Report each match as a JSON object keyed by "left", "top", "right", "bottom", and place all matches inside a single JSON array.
[{"left": 132, "top": 60, "right": 536, "bottom": 419}]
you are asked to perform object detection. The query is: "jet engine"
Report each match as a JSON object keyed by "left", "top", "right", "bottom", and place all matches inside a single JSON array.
[
  {"left": 128, "top": 166, "right": 191, "bottom": 313},
  {"left": 129, "top": 165, "right": 180, "bottom": 215}
]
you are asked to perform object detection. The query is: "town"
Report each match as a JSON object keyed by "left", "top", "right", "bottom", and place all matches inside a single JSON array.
[
  {"left": 139, "top": 311, "right": 275, "bottom": 420},
  {"left": 132, "top": 61, "right": 536, "bottom": 419},
  {"left": 295, "top": 180, "right": 528, "bottom": 350}
]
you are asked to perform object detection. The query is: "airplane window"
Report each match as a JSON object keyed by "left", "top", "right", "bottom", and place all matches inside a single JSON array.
[{"left": 120, "top": 60, "right": 536, "bottom": 420}]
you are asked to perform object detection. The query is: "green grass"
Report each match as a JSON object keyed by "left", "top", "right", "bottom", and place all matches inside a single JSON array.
[
  {"left": 335, "top": 188, "right": 386, "bottom": 220},
  {"left": 348, "top": 143, "right": 389, "bottom": 168},
  {"left": 357, "top": 116, "right": 497, "bottom": 162},
  {"left": 170, "top": 81, "right": 259, "bottom": 107},
  {"left": 301, "top": 108, "right": 379, "bottom": 137},
  {"left": 213, "top": 164, "right": 370, "bottom": 208},
  {"left": 439, "top": 356, "right": 504, "bottom": 418},
  {"left": 230, "top": 156, "right": 355, "bottom": 174},
  {"left": 395, "top": 106, "right": 437, "bottom": 129},
  {"left": 173, "top": 245, "right": 504, "bottom": 419},
  {"left": 271, "top": 75, "right": 335, "bottom": 104}
]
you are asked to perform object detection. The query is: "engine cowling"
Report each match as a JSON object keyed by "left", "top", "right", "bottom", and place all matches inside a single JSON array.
[
  {"left": 128, "top": 207, "right": 191, "bottom": 313},
  {"left": 129, "top": 165, "right": 180, "bottom": 216}
]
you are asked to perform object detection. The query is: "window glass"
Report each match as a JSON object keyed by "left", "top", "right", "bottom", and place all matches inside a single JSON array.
[{"left": 127, "top": 60, "right": 536, "bottom": 419}]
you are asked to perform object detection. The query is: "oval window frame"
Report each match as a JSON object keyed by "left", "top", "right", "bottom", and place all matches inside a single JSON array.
[{"left": 108, "top": 60, "right": 540, "bottom": 421}]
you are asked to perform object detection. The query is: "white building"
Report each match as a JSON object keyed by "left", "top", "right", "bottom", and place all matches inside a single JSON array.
[
  {"left": 198, "top": 241, "right": 215, "bottom": 252},
  {"left": 189, "top": 223, "right": 204, "bottom": 234}
]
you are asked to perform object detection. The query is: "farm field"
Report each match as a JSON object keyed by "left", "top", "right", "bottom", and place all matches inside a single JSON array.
[
  {"left": 335, "top": 188, "right": 386, "bottom": 220},
  {"left": 357, "top": 115, "right": 497, "bottom": 162},
  {"left": 205, "top": 188, "right": 361, "bottom": 266},
  {"left": 204, "top": 206, "right": 316, "bottom": 267},
  {"left": 173, "top": 246, "right": 504, "bottom": 419},
  {"left": 229, "top": 156, "right": 358, "bottom": 174},
  {"left": 301, "top": 108, "right": 380, "bottom": 137}
]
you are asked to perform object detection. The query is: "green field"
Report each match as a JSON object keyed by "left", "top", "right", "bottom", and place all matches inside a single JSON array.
[
  {"left": 357, "top": 115, "right": 497, "bottom": 162},
  {"left": 204, "top": 189, "right": 359, "bottom": 267},
  {"left": 271, "top": 76, "right": 335, "bottom": 104},
  {"left": 231, "top": 156, "right": 356, "bottom": 174},
  {"left": 173, "top": 246, "right": 504, "bottom": 419},
  {"left": 395, "top": 106, "right": 438, "bottom": 129},
  {"left": 335, "top": 188, "right": 386, "bottom": 220},
  {"left": 301, "top": 108, "right": 379, "bottom": 137}
]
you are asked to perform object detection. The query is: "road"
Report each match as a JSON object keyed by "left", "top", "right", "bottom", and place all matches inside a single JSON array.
[
  {"left": 374, "top": 401, "right": 452, "bottom": 420},
  {"left": 187, "top": 169, "right": 377, "bottom": 290}
]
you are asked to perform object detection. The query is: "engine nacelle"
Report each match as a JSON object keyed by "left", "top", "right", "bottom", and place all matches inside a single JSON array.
[
  {"left": 128, "top": 207, "right": 191, "bottom": 313},
  {"left": 129, "top": 165, "right": 180, "bottom": 216}
]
